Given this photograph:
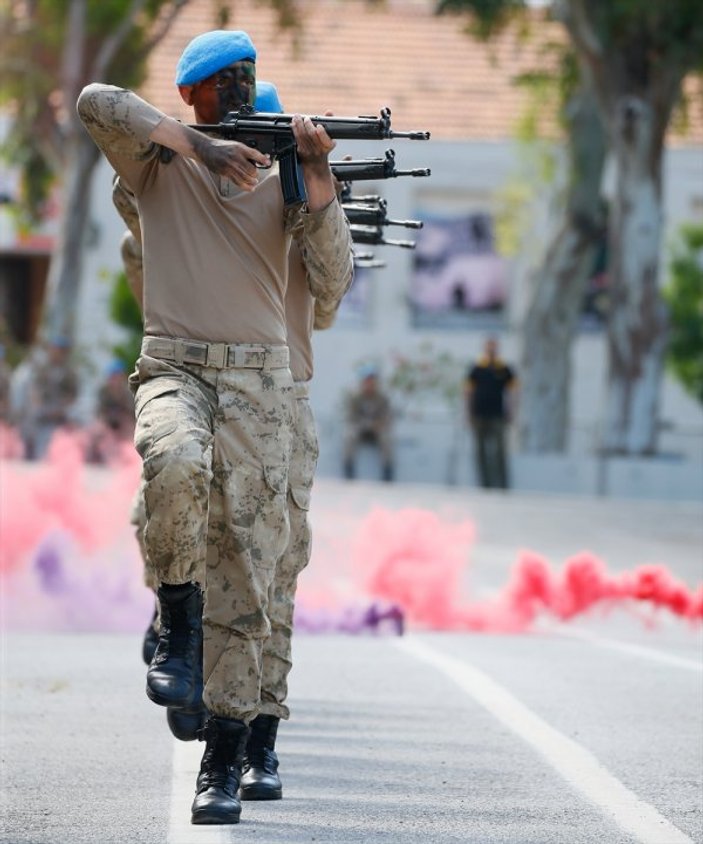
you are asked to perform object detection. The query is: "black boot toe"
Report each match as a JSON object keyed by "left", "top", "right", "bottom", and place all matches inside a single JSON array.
[{"left": 167, "top": 704, "right": 208, "bottom": 742}]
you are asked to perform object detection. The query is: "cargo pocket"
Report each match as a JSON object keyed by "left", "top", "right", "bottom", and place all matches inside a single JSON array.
[
  {"left": 134, "top": 382, "right": 180, "bottom": 460},
  {"left": 251, "top": 463, "right": 289, "bottom": 569},
  {"left": 289, "top": 486, "right": 311, "bottom": 512}
]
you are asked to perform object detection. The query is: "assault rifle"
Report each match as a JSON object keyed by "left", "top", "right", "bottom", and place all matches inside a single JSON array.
[
  {"left": 350, "top": 224, "right": 417, "bottom": 249},
  {"left": 191, "top": 107, "right": 430, "bottom": 205},
  {"left": 354, "top": 257, "right": 387, "bottom": 269},
  {"left": 331, "top": 149, "right": 430, "bottom": 183},
  {"left": 342, "top": 197, "right": 423, "bottom": 231}
]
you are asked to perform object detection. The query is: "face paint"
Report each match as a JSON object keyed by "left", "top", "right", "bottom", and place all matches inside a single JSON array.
[{"left": 200, "top": 60, "right": 256, "bottom": 116}]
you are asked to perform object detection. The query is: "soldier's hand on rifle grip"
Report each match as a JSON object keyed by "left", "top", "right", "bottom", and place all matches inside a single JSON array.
[
  {"left": 196, "top": 136, "right": 270, "bottom": 191},
  {"left": 292, "top": 113, "right": 336, "bottom": 211},
  {"left": 292, "top": 113, "right": 336, "bottom": 168}
]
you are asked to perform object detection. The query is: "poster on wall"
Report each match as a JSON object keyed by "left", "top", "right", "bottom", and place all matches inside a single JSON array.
[
  {"left": 336, "top": 264, "right": 372, "bottom": 327},
  {"left": 409, "top": 209, "right": 509, "bottom": 329}
]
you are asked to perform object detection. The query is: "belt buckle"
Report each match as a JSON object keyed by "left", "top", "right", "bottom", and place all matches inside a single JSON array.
[{"left": 206, "top": 343, "right": 227, "bottom": 368}]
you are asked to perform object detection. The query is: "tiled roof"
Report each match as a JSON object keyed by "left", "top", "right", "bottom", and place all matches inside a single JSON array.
[{"left": 141, "top": 0, "right": 702, "bottom": 144}]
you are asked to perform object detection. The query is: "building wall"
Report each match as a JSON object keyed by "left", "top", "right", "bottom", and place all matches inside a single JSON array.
[{"left": 77, "top": 138, "right": 703, "bottom": 500}]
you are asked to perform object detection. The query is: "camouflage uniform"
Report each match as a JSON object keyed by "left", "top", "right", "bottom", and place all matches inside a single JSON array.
[
  {"left": 258, "top": 241, "right": 348, "bottom": 720},
  {"left": 79, "top": 84, "right": 353, "bottom": 722},
  {"left": 132, "top": 349, "right": 295, "bottom": 718},
  {"left": 113, "top": 176, "right": 348, "bottom": 720}
]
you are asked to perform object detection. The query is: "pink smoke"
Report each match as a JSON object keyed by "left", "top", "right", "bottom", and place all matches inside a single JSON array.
[
  {"left": 349, "top": 507, "right": 703, "bottom": 632},
  {"left": 2, "top": 438, "right": 701, "bottom": 636},
  {"left": 1, "top": 432, "right": 150, "bottom": 631}
]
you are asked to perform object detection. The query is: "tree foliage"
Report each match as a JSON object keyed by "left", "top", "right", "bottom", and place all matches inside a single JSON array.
[
  {"left": 0, "top": 0, "right": 317, "bottom": 342},
  {"left": 0, "top": 0, "right": 198, "bottom": 226},
  {"left": 664, "top": 224, "right": 703, "bottom": 406}
]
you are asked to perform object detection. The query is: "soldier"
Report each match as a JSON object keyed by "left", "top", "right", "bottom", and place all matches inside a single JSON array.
[
  {"left": 239, "top": 81, "right": 350, "bottom": 802},
  {"left": 21, "top": 336, "right": 79, "bottom": 460},
  {"left": 343, "top": 366, "right": 395, "bottom": 481},
  {"left": 77, "top": 30, "right": 353, "bottom": 826},
  {"left": 111, "top": 78, "right": 352, "bottom": 803}
]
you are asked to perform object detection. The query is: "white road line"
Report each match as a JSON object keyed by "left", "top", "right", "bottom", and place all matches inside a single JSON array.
[
  {"left": 546, "top": 625, "right": 703, "bottom": 672},
  {"left": 394, "top": 636, "right": 694, "bottom": 844},
  {"left": 168, "top": 738, "right": 230, "bottom": 843}
]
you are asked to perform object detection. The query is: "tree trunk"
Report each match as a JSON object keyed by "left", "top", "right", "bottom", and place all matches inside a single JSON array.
[
  {"left": 602, "top": 97, "right": 668, "bottom": 455},
  {"left": 43, "top": 128, "right": 101, "bottom": 343},
  {"left": 519, "top": 83, "right": 606, "bottom": 453}
]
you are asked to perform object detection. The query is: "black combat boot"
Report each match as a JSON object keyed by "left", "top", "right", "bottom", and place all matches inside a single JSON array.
[
  {"left": 239, "top": 714, "right": 282, "bottom": 800},
  {"left": 142, "top": 602, "right": 159, "bottom": 666},
  {"left": 191, "top": 717, "right": 250, "bottom": 825},
  {"left": 166, "top": 631, "right": 207, "bottom": 741},
  {"left": 167, "top": 704, "right": 208, "bottom": 741},
  {"left": 146, "top": 582, "right": 202, "bottom": 709}
]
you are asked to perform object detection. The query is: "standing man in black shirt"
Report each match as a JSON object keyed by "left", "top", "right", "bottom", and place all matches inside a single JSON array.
[{"left": 464, "top": 336, "right": 517, "bottom": 489}]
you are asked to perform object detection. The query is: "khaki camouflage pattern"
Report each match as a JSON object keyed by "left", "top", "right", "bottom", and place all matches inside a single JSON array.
[
  {"left": 112, "top": 175, "right": 141, "bottom": 241},
  {"left": 120, "top": 231, "right": 144, "bottom": 299},
  {"left": 129, "top": 481, "right": 157, "bottom": 590},
  {"left": 288, "top": 203, "right": 354, "bottom": 330},
  {"left": 131, "top": 352, "right": 294, "bottom": 721},
  {"left": 77, "top": 85, "right": 163, "bottom": 160},
  {"left": 259, "top": 392, "right": 319, "bottom": 719}
]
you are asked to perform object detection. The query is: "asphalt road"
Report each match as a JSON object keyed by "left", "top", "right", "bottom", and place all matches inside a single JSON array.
[{"left": 2, "top": 620, "right": 701, "bottom": 844}]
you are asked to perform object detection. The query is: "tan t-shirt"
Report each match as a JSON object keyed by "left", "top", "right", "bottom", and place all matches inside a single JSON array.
[
  {"left": 78, "top": 84, "right": 353, "bottom": 345},
  {"left": 285, "top": 241, "right": 315, "bottom": 382}
]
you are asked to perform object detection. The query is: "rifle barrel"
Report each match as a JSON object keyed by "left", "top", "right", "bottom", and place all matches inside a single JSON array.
[
  {"left": 389, "top": 130, "right": 431, "bottom": 140},
  {"left": 386, "top": 219, "right": 424, "bottom": 230},
  {"left": 395, "top": 168, "right": 431, "bottom": 177}
]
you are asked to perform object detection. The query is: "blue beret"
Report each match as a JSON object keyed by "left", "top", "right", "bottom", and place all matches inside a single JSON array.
[
  {"left": 359, "top": 363, "right": 379, "bottom": 380},
  {"left": 175, "top": 30, "right": 256, "bottom": 86},
  {"left": 255, "top": 81, "right": 284, "bottom": 114}
]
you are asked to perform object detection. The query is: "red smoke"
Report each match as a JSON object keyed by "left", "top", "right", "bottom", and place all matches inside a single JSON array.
[{"left": 350, "top": 507, "right": 703, "bottom": 632}]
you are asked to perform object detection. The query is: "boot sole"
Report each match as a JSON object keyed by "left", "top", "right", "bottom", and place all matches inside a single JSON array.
[
  {"left": 145, "top": 684, "right": 197, "bottom": 709},
  {"left": 191, "top": 809, "right": 241, "bottom": 825},
  {"left": 239, "top": 785, "right": 282, "bottom": 801}
]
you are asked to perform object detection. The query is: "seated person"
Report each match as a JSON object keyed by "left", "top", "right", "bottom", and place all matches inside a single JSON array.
[{"left": 343, "top": 366, "right": 394, "bottom": 481}]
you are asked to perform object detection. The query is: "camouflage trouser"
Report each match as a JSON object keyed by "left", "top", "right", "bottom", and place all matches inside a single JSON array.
[
  {"left": 131, "top": 351, "right": 294, "bottom": 722},
  {"left": 259, "top": 385, "right": 319, "bottom": 720},
  {"left": 132, "top": 381, "right": 319, "bottom": 720},
  {"left": 130, "top": 481, "right": 155, "bottom": 588}
]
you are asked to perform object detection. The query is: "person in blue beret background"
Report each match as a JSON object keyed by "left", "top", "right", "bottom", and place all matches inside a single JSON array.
[{"left": 78, "top": 30, "right": 353, "bottom": 826}]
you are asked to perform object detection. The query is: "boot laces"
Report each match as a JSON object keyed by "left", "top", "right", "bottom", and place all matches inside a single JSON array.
[
  {"left": 157, "top": 601, "right": 198, "bottom": 660},
  {"left": 197, "top": 721, "right": 245, "bottom": 796},
  {"left": 198, "top": 758, "right": 239, "bottom": 796}
]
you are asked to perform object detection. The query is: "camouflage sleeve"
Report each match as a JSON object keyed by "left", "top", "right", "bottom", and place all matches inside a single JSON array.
[
  {"left": 77, "top": 84, "right": 164, "bottom": 191},
  {"left": 286, "top": 199, "right": 354, "bottom": 330},
  {"left": 120, "top": 231, "right": 144, "bottom": 310},
  {"left": 112, "top": 175, "right": 142, "bottom": 242}
]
